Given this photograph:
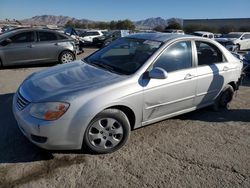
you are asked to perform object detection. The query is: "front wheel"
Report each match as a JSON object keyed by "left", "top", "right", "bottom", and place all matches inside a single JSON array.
[
  {"left": 213, "top": 85, "right": 234, "bottom": 110},
  {"left": 83, "top": 109, "right": 130, "bottom": 154},
  {"left": 59, "top": 51, "right": 75, "bottom": 64}
]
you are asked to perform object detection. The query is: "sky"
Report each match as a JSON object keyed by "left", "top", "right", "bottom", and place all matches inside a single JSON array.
[{"left": 0, "top": 0, "right": 250, "bottom": 21}]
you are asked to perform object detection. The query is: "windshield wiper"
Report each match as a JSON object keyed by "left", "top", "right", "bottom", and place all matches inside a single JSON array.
[
  {"left": 89, "top": 60, "right": 120, "bottom": 74},
  {"left": 83, "top": 58, "right": 126, "bottom": 75}
]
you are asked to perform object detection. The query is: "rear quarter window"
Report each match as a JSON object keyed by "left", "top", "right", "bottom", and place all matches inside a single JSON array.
[{"left": 38, "top": 31, "right": 57, "bottom": 41}]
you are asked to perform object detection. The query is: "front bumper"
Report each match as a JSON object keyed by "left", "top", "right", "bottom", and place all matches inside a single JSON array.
[{"left": 12, "top": 92, "right": 87, "bottom": 150}]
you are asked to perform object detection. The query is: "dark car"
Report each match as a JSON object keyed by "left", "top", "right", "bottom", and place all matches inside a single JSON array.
[
  {"left": 93, "top": 30, "right": 129, "bottom": 47},
  {"left": 0, "top": 28, "right": 76, "bottom": 66}
]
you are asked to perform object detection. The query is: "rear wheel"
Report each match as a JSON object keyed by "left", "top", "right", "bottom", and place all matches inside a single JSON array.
[
  {"left": 59, "top": 51, "right": 74, "bottom": 64},
  {"left": 213, "top": 85, "right": 234, "bottom": 110},
  {"left": 83, "top": 109, "right": 130, "bottom": 154}
]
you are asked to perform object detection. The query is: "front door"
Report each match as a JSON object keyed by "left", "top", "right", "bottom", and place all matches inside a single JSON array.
[
  {"left": 143, "top": 41, "right": 197, "bottom": 122},
  {"left": 2, "top": 31, "right": 37, "bottom": 65}
]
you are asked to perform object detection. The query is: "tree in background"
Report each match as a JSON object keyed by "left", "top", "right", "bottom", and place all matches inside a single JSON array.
[
  {"left": 165, "top": 20, "right": 182, "bottom": 30},
  {"left": 64, "top": 19, "right": 135, "bottom": 30},
  {"left": 111, "top": 19, "right": 135, "bottom": 30},
  {"left": 153, "top": 25, "right": 165, "bottom": 32}
]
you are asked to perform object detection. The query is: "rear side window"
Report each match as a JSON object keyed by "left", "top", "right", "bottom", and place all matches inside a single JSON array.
[
  {"left": 38, "top": 31, "right": 57, "bottom": 41},
  {"left": 195, "top": 41, "right": 224, "bottom": 65},
  {"left": 10, "top": 32, "right": 34, "bottom": 43},
  {"left": 153, "top": 41, "right": 192, "bottom": 72}
]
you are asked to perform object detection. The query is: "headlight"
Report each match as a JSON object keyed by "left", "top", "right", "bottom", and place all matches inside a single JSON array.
[{"left": 30, "top": 102, "right": 70, "bottom": 121}]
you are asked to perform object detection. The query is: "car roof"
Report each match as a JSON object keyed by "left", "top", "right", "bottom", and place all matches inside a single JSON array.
[
  {"left": 125, "top": 33, "right": 193, "bottom": 43},
  {"left": 0, "top": 28, "right": 72, "bottom": 40}
]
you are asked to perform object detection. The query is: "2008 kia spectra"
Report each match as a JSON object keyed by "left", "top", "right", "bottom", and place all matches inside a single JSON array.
[{"left": 13, "top": 33, "right": 243, "bottom": 153}]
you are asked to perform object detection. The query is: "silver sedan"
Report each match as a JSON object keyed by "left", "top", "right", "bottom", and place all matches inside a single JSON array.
[
  {"left": 0, "top": 28, "right": 76, "bottom": 66},
  {"left": 13, "top": 33, "right": 243, "bottom": 153}
]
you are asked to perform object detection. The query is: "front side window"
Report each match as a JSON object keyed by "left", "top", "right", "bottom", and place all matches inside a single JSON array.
[
  {"left": 39, "top": 31, "right": 57, "bottom": 41},
  {"left": 84, "top": 38, "right": 162, "bottom": 75},
  {"left": 195, "top": 41, "right": 224, "bottom": 66},
  {"left": 242, "top": 34, "right": 250, "bottom": 39},
  {"left": 153, "top": 41, "right": 192, "bottom": 72},
  {"left": 10, "top": 32, "right": 34, "bottom": 43}
]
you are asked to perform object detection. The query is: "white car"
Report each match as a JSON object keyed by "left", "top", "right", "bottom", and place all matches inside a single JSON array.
[
  {"left": 192, "top": 31, "right": 214, "bottom": 39},
  {"left": 216, "top": 32, "right": 250, "bottom": 52},
  {"left": 80, "top": 30, "right": 107, "bottom": 43}
]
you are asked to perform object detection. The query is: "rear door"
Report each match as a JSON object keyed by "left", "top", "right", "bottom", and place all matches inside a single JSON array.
[
  {"left": 1, "top": 31, "right": 37, "bottom": 65},
  {"left": 36, "top": 31, "right": 62, "bottom": 62},
  {"left": 194, "top": 40, "right": 236, "bottom": 107}
]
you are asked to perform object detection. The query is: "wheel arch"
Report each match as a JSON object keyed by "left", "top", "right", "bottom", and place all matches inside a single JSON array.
[
  {"left": 228, "top": 81, "right": 237, "bottom": 91},
  {"left": 105, "top": 105, "right": 136, "bottom": 130}
]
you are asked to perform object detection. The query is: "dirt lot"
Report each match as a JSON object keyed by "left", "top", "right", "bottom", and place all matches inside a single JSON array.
[{"left": 0, "top": 48, "right": 250, "bottom": 188}]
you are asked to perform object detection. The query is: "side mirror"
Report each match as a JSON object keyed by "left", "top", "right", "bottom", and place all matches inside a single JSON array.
[
  {"left": 148, "top": 67, "right": 168, "bottom": 79},
  {"left": 241, "top": 37, "right": 245, "bottom": 40}
]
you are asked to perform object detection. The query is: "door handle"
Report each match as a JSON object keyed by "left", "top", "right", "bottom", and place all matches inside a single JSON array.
[
  {"left": 184, "top": 74, "right": 195, "bottom": 80},
  {"left": 223, "top": 66, "right": 229, "bottom": 71},
  {"left": 54, "top": 43, "right": 59, "bottom": 46}
]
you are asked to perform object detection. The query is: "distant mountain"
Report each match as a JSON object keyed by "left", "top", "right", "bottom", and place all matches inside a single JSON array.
[
  {"left": 134, "top": 17, "right": 169, "bottom": 29},
  {"left": 21, "top": 15, "right": 93, "bottom": 26},
  {"left": 7, "top": 15, "right": 183, "bottom": 29}
]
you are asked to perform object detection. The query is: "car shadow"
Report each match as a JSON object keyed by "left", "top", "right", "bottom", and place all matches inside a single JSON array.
[
  {"left": 0, "top": 93, "right": 53, "bottom": 163},
  {"left": 175, "top": 107, "right": 250, "bottom": 123},
  {"left": 0, "top": 93, "right": 96, "bottom": 164}
]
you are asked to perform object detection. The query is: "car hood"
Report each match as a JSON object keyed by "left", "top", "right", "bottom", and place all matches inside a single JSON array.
[{"left": 20, "top": 60, "right": 124, "bottom": 102}]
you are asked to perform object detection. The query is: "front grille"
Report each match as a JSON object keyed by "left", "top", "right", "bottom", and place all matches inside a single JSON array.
[{"left": 16, "top": 90, "right": 30, "bottom": 110}]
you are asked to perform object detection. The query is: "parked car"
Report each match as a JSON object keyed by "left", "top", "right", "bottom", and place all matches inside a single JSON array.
[
  {"left": 215, "top": 32, "right": 250, "bottom": 52},
  {"left": 0, "top": 28, "right": 76, "bottom": 66},
  {"left": 92, "top": 30, "right": 130, "bottom": 47},
  {"left": 231, "top": 52, "right": 250, "bottom": 74},
  {"left": 192, "top": 31, "right": 214, "bottom": 39},
  {"left": 64, "top": 27, "right": 85, "bottom": 53},
  {"left": 164, "top": 29, "right": 185, "bottom": 34},
  {"left": 79, "top": 30, "right": 107, "bottom": 43},
  {"left": 13, "top": 33, "right": 243, "bottom": 153}
]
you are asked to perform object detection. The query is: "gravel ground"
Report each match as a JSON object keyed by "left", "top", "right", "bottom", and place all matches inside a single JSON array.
[{"left": 0, "top": 48, "right": 250, "bottom": 188}]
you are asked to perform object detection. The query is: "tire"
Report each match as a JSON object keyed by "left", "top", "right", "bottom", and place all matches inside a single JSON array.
[
  {"left": 59, "top": 51, "right": 75, "bottom": 64},
  {"left": 213, "top": 85, "right": 234, "bottom": 110},
  {"left": 83, "top": 109, "right": 130, "bottom": 154}
]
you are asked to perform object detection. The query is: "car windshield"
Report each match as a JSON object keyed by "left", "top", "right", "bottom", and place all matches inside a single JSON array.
[
  {"left": 84, "top": 37, "right": 163, "bottom": 75},
  {"left": 222, "top": 34, "right": 241, "bottom": 38}
]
